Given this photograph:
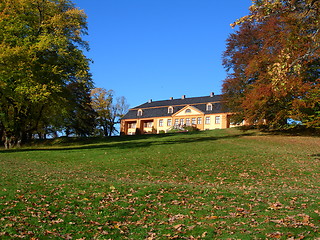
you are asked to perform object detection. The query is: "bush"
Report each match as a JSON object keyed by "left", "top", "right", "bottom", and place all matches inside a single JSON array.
[
  {"left": 184, "top": 125, "right": 199, "bottom": 132},
  {"left": 167, "top": 125, "right": 199, "bottom": 133}
]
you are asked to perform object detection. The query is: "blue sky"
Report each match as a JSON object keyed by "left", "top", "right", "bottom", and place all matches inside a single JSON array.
[{"left": 73, "top": 0, "right": 252, "bottom": 109}]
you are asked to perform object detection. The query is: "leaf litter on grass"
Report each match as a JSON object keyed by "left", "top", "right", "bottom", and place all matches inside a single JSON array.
[{"left": 0, "top": 129, "right": 319, "bottom": 239}]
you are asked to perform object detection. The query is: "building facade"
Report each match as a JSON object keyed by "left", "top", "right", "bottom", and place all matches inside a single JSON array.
[{"left": 120, "top": 93, "right": 235, "bottom": 135}]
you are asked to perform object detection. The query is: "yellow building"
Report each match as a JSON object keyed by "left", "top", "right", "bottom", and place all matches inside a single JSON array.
[{"left": 120, "top": 93, "right": 235, "bottom": 135}]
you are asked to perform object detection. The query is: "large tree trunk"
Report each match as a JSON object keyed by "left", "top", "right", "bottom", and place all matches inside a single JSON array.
[
  {"left": 4, "top": 136, "right": 10, "bottom": 149},
  {"left": 2, "top": 131, "right": 22, "bottom": 149},
  {"left": 4, "top": 136, "right": 17, "bottom": 149}
]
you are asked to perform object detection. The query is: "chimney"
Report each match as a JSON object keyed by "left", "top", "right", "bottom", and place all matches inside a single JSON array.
[
  {"left": 182, "top": 95, "right": 186, "bottom": 99},
  {"left": 148, "top": 99, "right": 152, "bottom": 103},
  {"left": 210, "top": 92, "right": 214, "bottom": 97},
  {"left": 170, "top": 97, "right": 173, "bottom": 100}
]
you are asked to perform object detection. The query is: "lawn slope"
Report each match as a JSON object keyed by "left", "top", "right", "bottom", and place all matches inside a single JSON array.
[{"left": 0, "top": 129, "right": 319, "bottom": 239}]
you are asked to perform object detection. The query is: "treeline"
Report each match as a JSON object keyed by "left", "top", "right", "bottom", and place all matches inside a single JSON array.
[
  {"left": 222, "top": 0, "right": 319, "bottom": 129},
  {"left": 0, "top": 0, "right": 128, "bottom": 148}
]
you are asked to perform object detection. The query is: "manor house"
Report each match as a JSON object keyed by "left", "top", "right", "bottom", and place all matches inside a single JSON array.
[{"left": 120, "top": 93, "right": 235, "bottom": 135}]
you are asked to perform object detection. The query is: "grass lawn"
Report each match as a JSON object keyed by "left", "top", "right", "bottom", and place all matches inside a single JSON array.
[{"left": 0, "top": 128, "right": 319, "bottom": 239}]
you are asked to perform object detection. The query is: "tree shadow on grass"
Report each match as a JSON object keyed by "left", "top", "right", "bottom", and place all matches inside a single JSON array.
[
  {"left": 0, "top": 131, "right": 255, "bottom": 153},
  {"left": 310, "top": 154, "right": 320, "bottom": 160}
]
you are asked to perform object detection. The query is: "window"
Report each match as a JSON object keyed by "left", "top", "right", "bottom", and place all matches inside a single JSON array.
[
  {"left": 215, "top": 116, "right": 221, "bottom": 124},
  {"left": 159, "top": 119, "right": 163, "bottom": 127},
  {"left": 167, "top": 119, "right": 172, "bottom": 126},
  {"left": 185, "top": 109, "right": 191, "bottom": 113},
  {"left": 174, "top": 119, "right": 179, "bottom": 126},
  {"left": 144, "top": 122, "right": 153, "bottom": 128},
  {"left": 186, "top": 118, "right": 190, "bottom": 126},
  {"left": 180, "top": 118, "right": 184, "bottom": 125},
  {"left": 206, "top": 103, "right": 213, "bottom": 111},
  {"left": 197, "top": 117, "right": 202, "bottom": 125},
  {"left": 137, "top": 109, "right": 143, "bottom": 116},
  {"left": 205, "top": 116, "right": 211, "bottom": 124},
  {"left": 168, "top": 107, "right": 173, "bottom": 114},
  {"left": 192, "top": 118, "right": 196, "bottom": 125},
  {"left": 128, "top": 123, "right": 136, "bottom": 129}
]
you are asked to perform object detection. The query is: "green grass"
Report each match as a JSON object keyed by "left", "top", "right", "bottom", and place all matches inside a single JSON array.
[{"left": 0, "top": 129, "right": 319, "bottom": 239}]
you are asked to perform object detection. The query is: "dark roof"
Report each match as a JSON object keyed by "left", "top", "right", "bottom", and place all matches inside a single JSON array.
[
  {"left": 134, "top": 95, "right": 222, "bottom": 109},
  {"left": 122, "top": 94, "right": 227, "bottom": 120}
]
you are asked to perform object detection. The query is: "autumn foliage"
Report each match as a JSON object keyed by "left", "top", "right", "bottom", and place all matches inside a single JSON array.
[
  {"left": 0, "top": 0, "right": 92, "bottom": 147},
  {"left": 0, "top": 1, "right": 128, "bottom": 148},
  {"left": 222, "top": 0, "right": 320, "bottom": 129}
]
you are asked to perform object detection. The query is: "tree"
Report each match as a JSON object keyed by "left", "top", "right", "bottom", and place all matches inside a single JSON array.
[
  {"left": 90, "top": 88, "right": 113, "bottom": 137},
  {"left": 222, "top": 21, "right": 263, "bottom": 124},
  {"left": 107, "top": 96, "right": 129, "bottom": 136},
  {"left": 223, "top": 0, "right": 320, "bottom": 128},
  {"left": 0, "top": 0, "right": 92, "bottom": 147},
  {"left": 63, "top": 82, "right": 97, "bottom": 137},
  {"left": 90, "top": 88, "right": 129, "bottom": 136}
]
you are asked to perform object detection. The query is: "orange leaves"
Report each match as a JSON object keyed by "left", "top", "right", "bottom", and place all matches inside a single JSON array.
[
  {"left": 204, "top": 215, "right": 219, "bottom": 220},
  {"left": 268, "top": 214, "right": 316, "bottom": 231},
  {"left": 268, "top": 202, "right": 284, "bottom": 210},
  {"left": 223, "top": 0, "right": 320, "bottom": 128}
]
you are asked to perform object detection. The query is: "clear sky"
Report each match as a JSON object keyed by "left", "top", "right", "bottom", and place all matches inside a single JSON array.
[{"left": 73, "top": 0, "right": 252, "bottom": 109}]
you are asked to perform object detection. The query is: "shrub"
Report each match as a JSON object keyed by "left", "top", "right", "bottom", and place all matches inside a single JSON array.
[{"left": 184, "top": 125, "right": 199, "bottom": 132}]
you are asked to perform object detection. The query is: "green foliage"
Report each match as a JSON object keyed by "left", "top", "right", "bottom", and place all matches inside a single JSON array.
[
  {"left": 63, "top": 82, "right": 97, "bottom": 137},
  {"left": 0, "top": 129, "right": 319, "bottom": 238},
  {"left": 90, "top": 88, "right": 129, "bottom": 136},
  {"left": 168, "top": 125, "right": 200, "bottom": 133},
  {"left": 184, "top": 125, "right": 200, "bottom": 132},
  {"left": 0, "top": 0, "right": 92, "bottom": 147}
]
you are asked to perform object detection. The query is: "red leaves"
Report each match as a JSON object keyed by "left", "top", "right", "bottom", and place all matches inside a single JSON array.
[{"left": 222, "top": 1, "right": 320, "bottom": 128}]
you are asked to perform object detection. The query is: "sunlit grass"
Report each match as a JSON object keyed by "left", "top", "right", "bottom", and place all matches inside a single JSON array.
[{"left": 0, "top": 129, "right": 319, "bottom": 239}]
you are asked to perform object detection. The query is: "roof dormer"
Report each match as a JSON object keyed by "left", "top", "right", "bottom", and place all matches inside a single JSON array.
[
  {"left": 206, "top": 103, "right": 213, "bottom": 111},
  {"left": 137, "top": 109, "right": 143, "bottom": 116}
]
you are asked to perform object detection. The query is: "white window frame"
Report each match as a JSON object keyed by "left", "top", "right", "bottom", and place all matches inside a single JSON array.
[
  {"left": 205, "top": 116, "right": 211, "bottom": 124},
  {"left": 168, "top": 107, "right": 173, "bottom": 114},
  {"left": 137, "top": 109, "right": 143, "bottom": 116},
  {"left": 144, "top": 122, "right": 152, "bottom": 128},
  {"left": 159, "top": 119, "right": 163, "bottom": 127},
  {"left": 197, "top": 117, "right": 202, "bottom": 125},
  {"left": 206, "top": 103, "right": 213, "bottom": 111},
  {"left": 215, "top": 116, "right": 221, "bottom": 124},
  {"left": 167, "top": 119, "right": 172, "bottom": 126}
]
